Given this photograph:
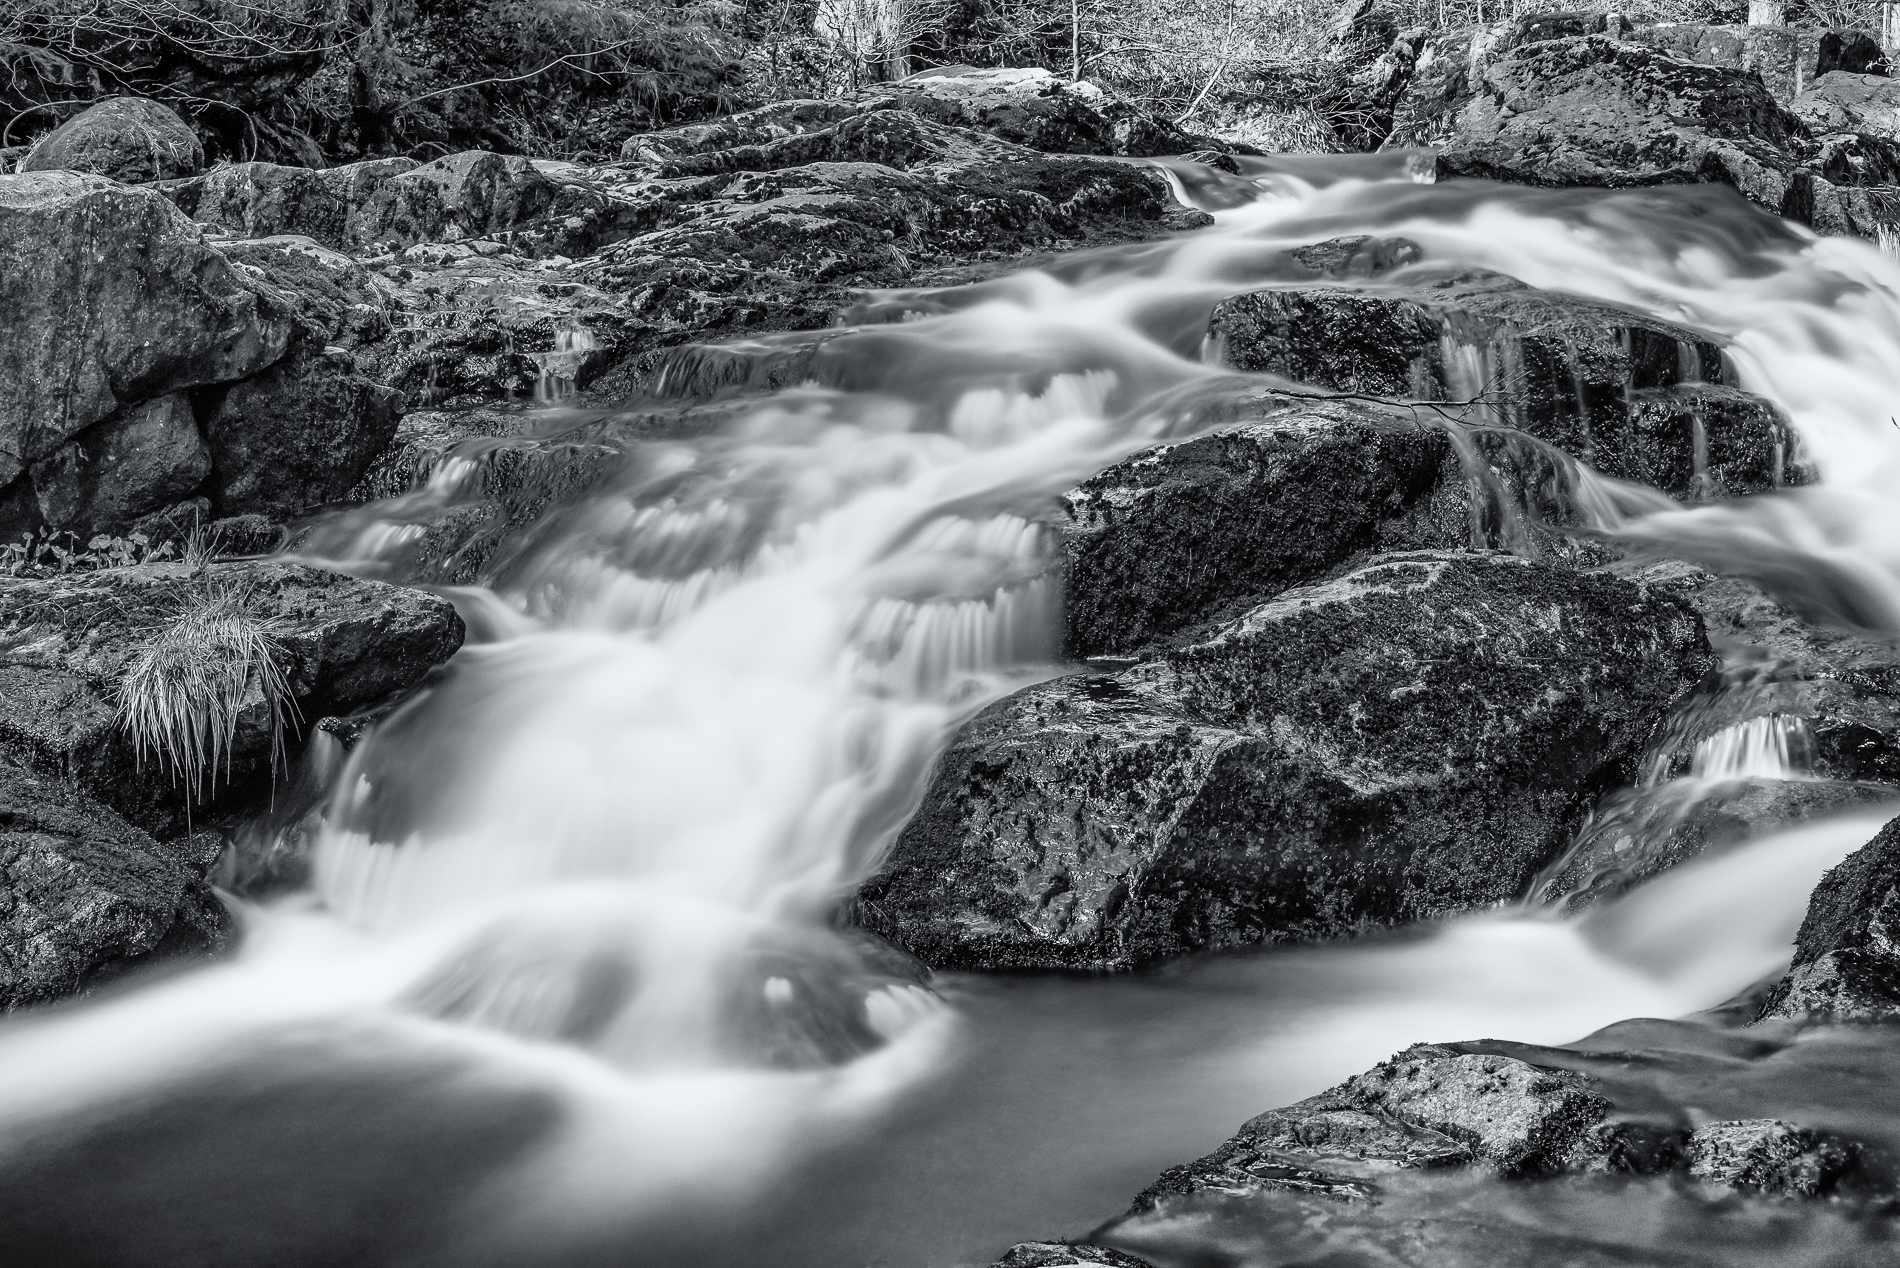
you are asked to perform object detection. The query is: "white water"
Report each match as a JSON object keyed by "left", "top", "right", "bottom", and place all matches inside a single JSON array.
[{"left": 7, "top": 159, "right": 1900, "bottom": 1264}]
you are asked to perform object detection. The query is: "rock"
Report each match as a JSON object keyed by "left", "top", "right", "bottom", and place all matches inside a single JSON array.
[
  {"left": 1816, "top": 29, "right": 1890, "bottom": 79},
  {"left": 201, "top": 343, "right": 402, "bottom": 520},
  {"left": 1208, "top": 264, "right": 1799, "bottom": 504},
  {"left": 26, "top": 393, "right": 211, "bottom": 537},
  {"left": 990, "top": 1243, "right": 1156, "bottom": 1268},
  {"left": 348, "top": 151, "right": 559, "bottom": 252},
  {"left": 1686, "top": 1119, "right": 1857, "bottom": 1195},
  {"left": 1536, "top": 776, "right": 1900, "bottom": 911},
  {"left": 1137, "top": 1045, "right": 1622, "bottom": 1210},
  {"left": 0, "top": 561, "right": 464, "bottom": 837},
  {"left": 154, "top": 158, "right": 418, "bottom": 251},
  {"left": 1759, "top": 814, "right": 1900, "bottom": 1021},
  {"left": 1438, "top": 35, "right": 1801, "bottom": 207},
  {"left": 1650, "top": 569, "right": 1900, "bottom": 786},
  {"left": 216, "top": 236, "right": 394, "bottom": 352},
  {"left": 0, "top": 758, "right": 229, "bottom": 1011},
  {"left": 855, "top": 551, "right": 1711, "bottom": 970},
  {"left": 20, "top": 97, "right": 203, "bottom": 184},
  {"left": 1058, "top": 400, "right": 1460, "bottom": 660},
  {"left": 1792, "top": 71, "right": 1900, "bottom": 137},
  {"left": 0, "top": 172, "right": 291, "bottom": 525}
]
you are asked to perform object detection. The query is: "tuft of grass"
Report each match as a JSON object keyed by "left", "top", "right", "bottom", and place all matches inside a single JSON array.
[{"left": 115, "top": 570, "right": 298, "bottom": 806}]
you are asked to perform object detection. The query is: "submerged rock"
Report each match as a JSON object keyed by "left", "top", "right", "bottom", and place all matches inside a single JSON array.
[
  {"left": 1760, "top": 814, "right": 1900, "bottom": 1021},
  {"left": 856, "top": 551, "right": 1711, "bottom": 970},
  {"left": 20, "top": 98, "right": 203, "bottom": 184},
  {"left": 0, "top": 759, "right": 229, "bottom": 1011},
  {"left": 1686, "top": 1119, "right": 1857, "bottom": 1196},
  {"left": 0, "top": 561, "right": 464, "bottom": 838}
]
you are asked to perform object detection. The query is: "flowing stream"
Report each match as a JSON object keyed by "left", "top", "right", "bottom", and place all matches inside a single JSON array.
[{"left": 6, "top": 156, "right": 1900, "bottom": 1266}]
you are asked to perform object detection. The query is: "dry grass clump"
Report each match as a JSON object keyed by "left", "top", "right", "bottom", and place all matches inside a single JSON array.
[{"left": 115, "top": 564, "right": 297, "bottom": 805}]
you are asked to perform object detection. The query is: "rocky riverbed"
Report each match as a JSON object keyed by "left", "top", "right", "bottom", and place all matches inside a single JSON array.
[{"left": 7, "top": 11, "right": 1900, "bottom": 1268}]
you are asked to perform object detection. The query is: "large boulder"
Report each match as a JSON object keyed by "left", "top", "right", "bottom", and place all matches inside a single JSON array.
[
  {"left": 0, "top": 561, "right": 464, "bottom": 838},
  {"left": 20, "top": 98, "right": 203, "bottom": 184},
  {"left": 0, "top": 759, "right": 230, "bottom": 1012},
  {"left": 1759, "top": 814, "right": 1900, "bottom": 1021},
  {"left": 25, "top": 392, "right": 211, "bottom": 536},
  {"left": 855, "top": 551, "right": 1711, "bottom": 970},
  {"left": 347, "top": 151, "right": 559, "bottom": 253},
  {"left": 0, "top": 172, "right": 292, "bottom": 530},
  {"left": 201, "top": 345, "right": 402, "bottom": 519},
  {"left": 1436, "top": 34, "right": 1860, "bottom": 215}
]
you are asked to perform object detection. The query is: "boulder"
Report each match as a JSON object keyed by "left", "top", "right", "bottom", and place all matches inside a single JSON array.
[
  {"left": 201, "top": 344, "right": 402, "bottom": 520},
  {"left": 154, "top": 158, "right": 418, "bottom": 251},
  {"left": 0, "top": 759, "right": 230, "bottom": 1011},
  {"left": 0, "top": 561, "right": 464, "bottom": 838},
  {"left": 1792, "top": 70, "right": 1900, "bottom": 137},
  {"left": 27, "top": 393, "right": 211, "bottom": 537},
  {"left": 1137, "top": 1045, "right": 1623, "bottom": 1203},
  {"left": 217, "top": 236, "right": 394, "bottom": 353},
  {"left": 1438, "top": 35, "right": 1801, "bottom": 206},
  {"left": 855, "top": 551, "right": 1711, "bottom": 970},
  {"left": 0, "top": 172, "right": 291, "bottom": 524},
  {"left": 1058, "top": 401, "right": 1461, "bottom": 660},
  {"left": 1759, "top": 814, "right": 1900, "bottom": 1021},
  {"left": 1208, "top": 265, "right": 1799, "bottom": 503},
  {"left": 20, "top": 98, "right": 202, "bottom": 184}
]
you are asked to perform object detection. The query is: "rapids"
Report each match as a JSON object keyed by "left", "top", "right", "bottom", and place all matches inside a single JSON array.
[{"left": 5, "top": 154, "right": 1900, "bottom": 1267}]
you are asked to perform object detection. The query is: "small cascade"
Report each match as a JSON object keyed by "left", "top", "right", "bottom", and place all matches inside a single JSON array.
[
  {"left": 1688, "top": 713, "right": 1812, "bottom": 781},
  {"left": 533, "top": 323, "right": 600, "bottom": 404}
]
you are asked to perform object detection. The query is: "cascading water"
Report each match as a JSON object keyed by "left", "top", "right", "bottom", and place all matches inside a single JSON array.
[{"left": 6, "top": 157, "right": 1900, "bottom": 1267}]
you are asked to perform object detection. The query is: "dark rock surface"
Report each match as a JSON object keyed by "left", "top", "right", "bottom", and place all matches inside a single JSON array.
[
  {"left": 990, "top": 1243, "right": 1155, "bottom": 1268},
  {"left": 20, "top": 97, "right": 203, "bottom": 184},
  {"left": 0, "top": 758, "right": 229, "bottom": 1011},
  {"left": 1208, "top": 264, "right": 1798, "bottom": 504},
  {"left": 27, "top": 393, "right": 212, "bottom": 537},
  {"left": 202, "top": 345, "right": 403, "bottom": 520},
  {"left": 1760, "top": 815, "right": 1900, "bottom": 1021},
  {"left": 0, "top": 561, "right": 464, "bottom": 838},
  {"left": 856, "top": 551, "right": 1711, "bottom": 970},
  {"left": 1430, "top": 32, "right": 1900, "bottom": 237},
  {"left": 155, "top": 158, "right": 420, "bottom": 251},
  {"left": 0, "top": 172, "right": 291, "bottom": 534}
]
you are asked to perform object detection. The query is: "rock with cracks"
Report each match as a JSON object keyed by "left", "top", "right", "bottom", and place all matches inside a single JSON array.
[{"left": 855, "top": 551, "right": 1711, "bottom": 970}]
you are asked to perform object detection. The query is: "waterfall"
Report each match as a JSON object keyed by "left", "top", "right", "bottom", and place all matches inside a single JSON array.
[{"left": 9, "top": 154, "right": 1900, "bottom": 1265}]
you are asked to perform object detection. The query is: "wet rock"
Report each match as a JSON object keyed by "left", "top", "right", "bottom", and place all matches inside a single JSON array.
[
  {"left": 1759, "top": 814, "right": 1900, "bottom": 1021},
  {"left": 20, "top": 97, "right": 202, "bottom": 184},
  {"left": 0, "top": 758, "right": 229, "bottom": 1011},
  {"left": 27, "top": 393, "right": 211, "bottom": 537},
  {"left": 1058, "top": 401, "right": 1460, "bottom": 660},
  {"left": 0, "top": 561, "right": 464, "bottom": 837},
  {"left": 1536, "top": 776, "right": 1900, "bottom": 912},
  {"left": 1138, "top": 1045, "right": 1623, "bottom": 1210},
  {"left": 1686, "top": 1118, "right": 1857, "bottom": 1195},
  {"left": 1208, "top": 265, "right": 1797, "bottom": 503},
  {"left": 990, "top": 1244, "right": 1154, "bottom": 1268},
  {"left": 855, "top": 551, "right": 1711, "bottom": 970},
  {"left": 0, "top": 172, "right": 292, "bottom": 527},
  {"left": 154, "top": 158, "right": 418, "bottom": 250},
  {"left": 1438, "top": 35, "right": 1801, "bottom": 205},
  {"left": 201, "top": 343, "right": 402, "bottom": 520},
  {"left": 1648, "top": 568, "right": 1900, "bottom": 786}
]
